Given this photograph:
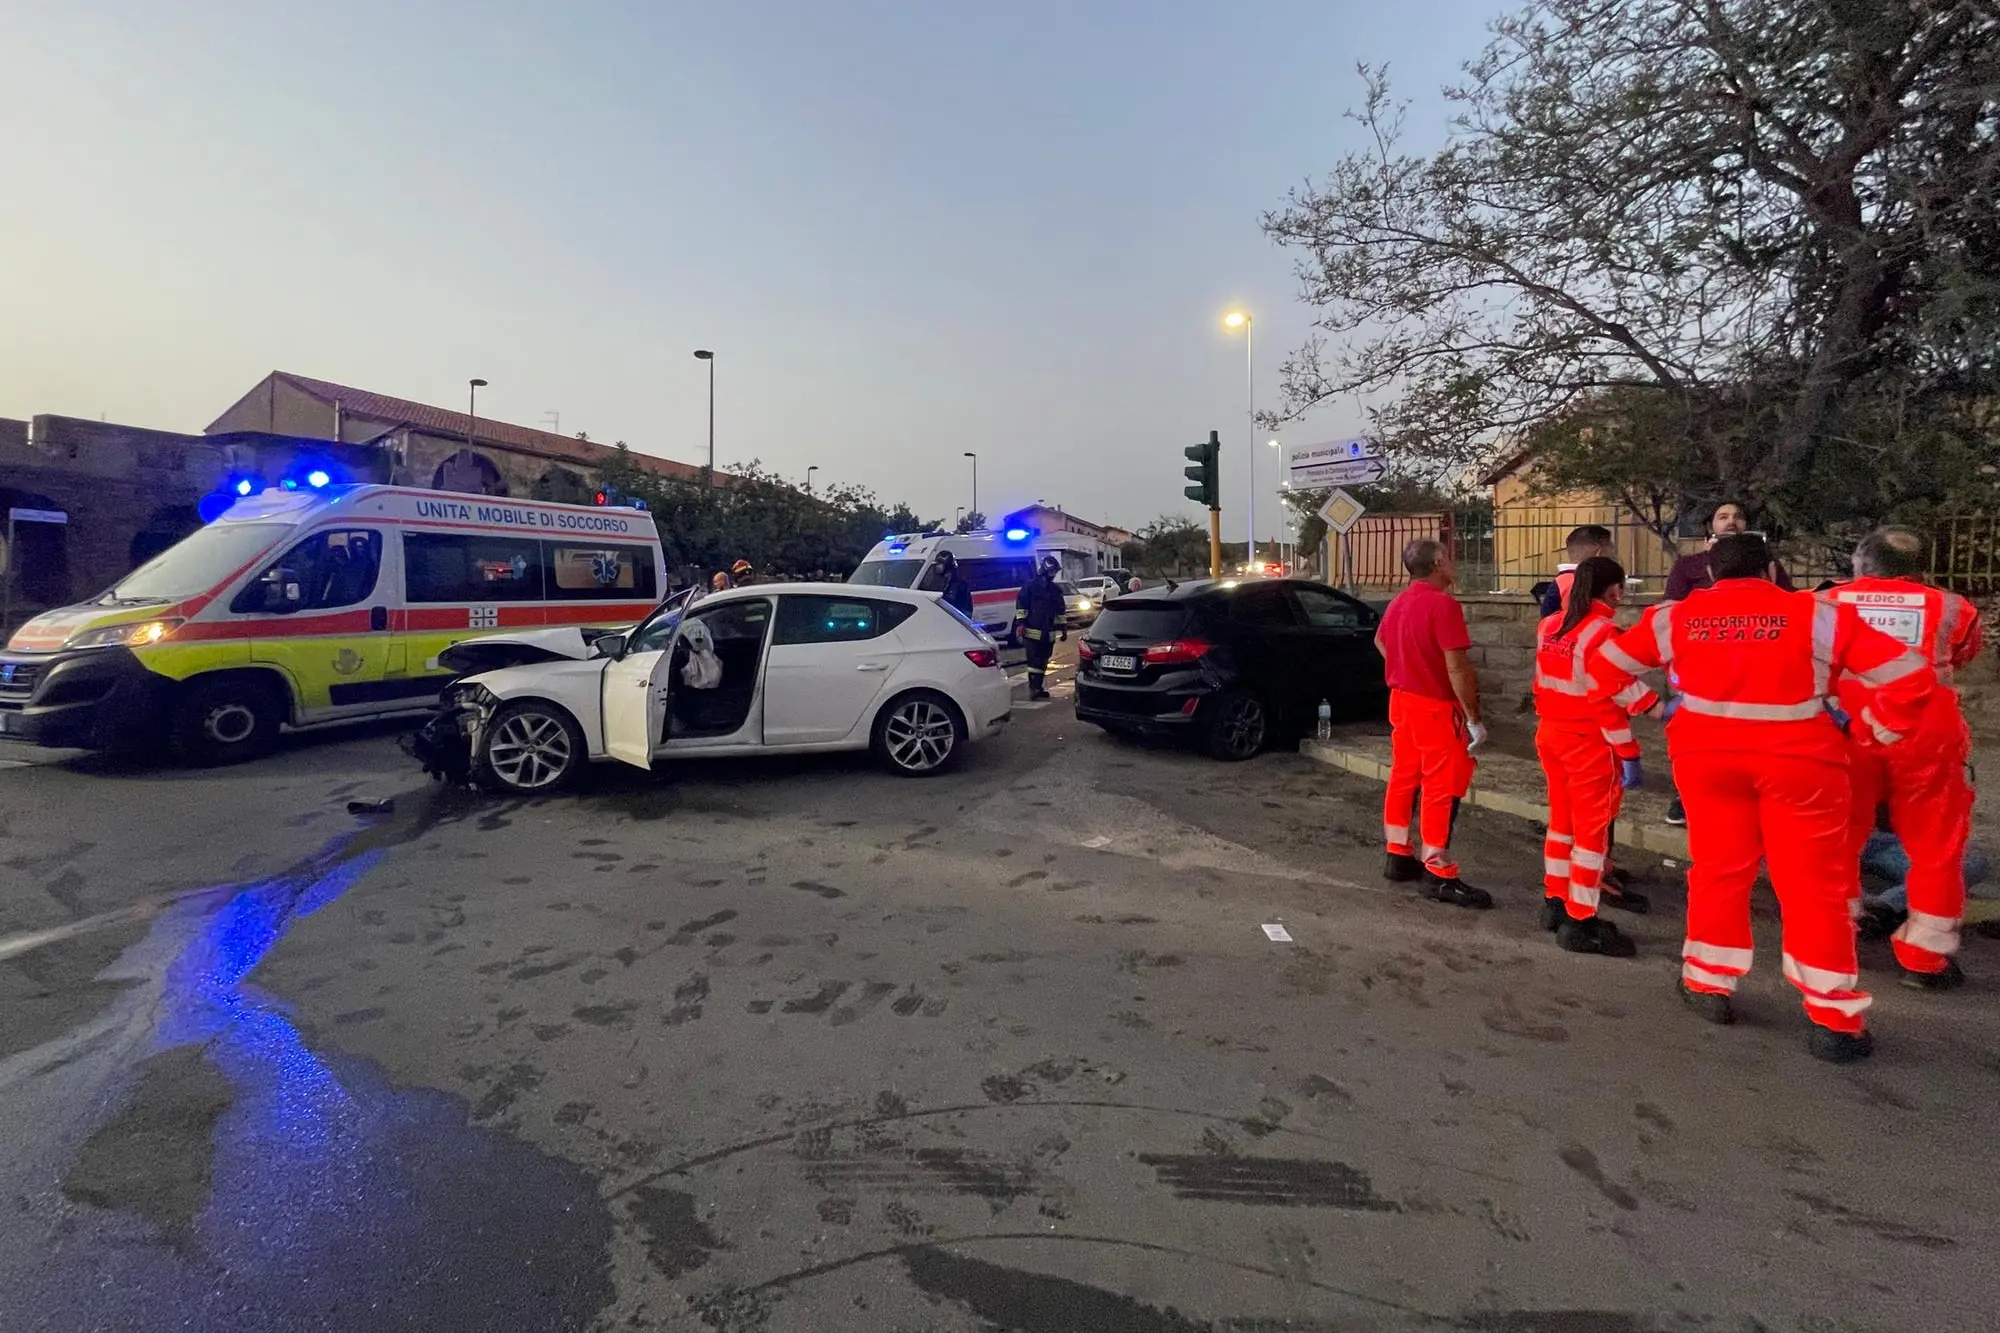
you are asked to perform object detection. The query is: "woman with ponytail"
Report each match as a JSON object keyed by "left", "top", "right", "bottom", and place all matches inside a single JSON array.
[{"left": 1532, "top": 556, "right": 1657, "bottom": 957}]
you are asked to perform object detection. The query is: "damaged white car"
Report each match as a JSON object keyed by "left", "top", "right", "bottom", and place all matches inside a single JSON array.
[{"left": 406, "top": 584, "right": 1014, "bottom": 794}]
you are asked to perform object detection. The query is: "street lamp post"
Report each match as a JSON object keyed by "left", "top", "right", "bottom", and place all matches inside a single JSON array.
[
  {"left": 1268, "top": 438, "right": 1284, "bottom": 572},
  {"left": 963, "top": 451, "right": 977, "bottom": 523},
  {"left": 692, "top": 350, "right": 715, "bottom": 473},
  {"left": 806, "top": 465, "right": 819, "bottom": 495},
  {"left": 467, "top": 378, "right": 488, "bottom": 453},
  {"left": 1222, "top": 311, "right": 1255, "bottom": 566}
]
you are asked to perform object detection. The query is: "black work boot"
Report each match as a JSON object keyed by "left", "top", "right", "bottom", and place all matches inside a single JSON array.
[
  {"left": 1422, "top": 872, "right": 1493, "bottom": 910},
  {"left": 1901, "top": 958, "right": 1966, "bottom": 992},
  {"left": 1383, "top": 852, "right": 1423, "bottom": 883},
  {"left": 1678, "top": 982, "right": 1735, "bottom": 1025},
  {"left": 1539, "top": 897, "right": 1567, "bottom": 932},
  {"left": 1599, "top": 867, "right": 1651, "bottom": 915},
  {"left": 1027, "top": 674, "right": 1049, "bottom": 700},
  {"left": 1557, "top": 916, "right": 1638, "bottom": 958},
  {"left": 1808, "top": 1027, "right": 1875, "bottom": 1064},
  {"left": 1857, "top": 898, "right": 1906, "bottom": 941}
]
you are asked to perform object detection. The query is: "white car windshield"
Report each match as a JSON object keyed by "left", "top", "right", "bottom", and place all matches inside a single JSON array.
[{"left": 103, "top": 523, "right": 288, "bottom": 605}]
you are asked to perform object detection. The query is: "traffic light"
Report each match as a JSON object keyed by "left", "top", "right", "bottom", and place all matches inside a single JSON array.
[{"left": 1183, "top": 431, "right": 1220, "bottom": 510}]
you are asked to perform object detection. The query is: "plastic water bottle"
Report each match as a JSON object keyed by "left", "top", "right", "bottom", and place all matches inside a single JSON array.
[{"left": 1315, "top": 699, "right": 1332, "bottom": 742}]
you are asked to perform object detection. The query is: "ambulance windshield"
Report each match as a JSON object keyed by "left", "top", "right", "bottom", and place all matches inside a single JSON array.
[
  {"left": 105, "top": 523, "right": 289, "bottom": 605},
  {"left": 849, "top": 559, "right": 923, "bottom": 588}
]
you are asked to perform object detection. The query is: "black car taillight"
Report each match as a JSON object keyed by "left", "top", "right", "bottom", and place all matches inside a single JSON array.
[{"left": 1142, "top": 637, "right": 1212, "bottom": 666}]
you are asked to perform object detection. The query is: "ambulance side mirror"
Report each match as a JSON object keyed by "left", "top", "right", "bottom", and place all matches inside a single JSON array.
[{"left": 259, "top": 569, "right": 305, "bottom": 613}]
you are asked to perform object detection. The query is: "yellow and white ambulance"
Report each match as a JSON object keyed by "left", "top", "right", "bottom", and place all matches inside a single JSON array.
[{"left": 0, "top": 485, "right": 665, "bottom": 763}]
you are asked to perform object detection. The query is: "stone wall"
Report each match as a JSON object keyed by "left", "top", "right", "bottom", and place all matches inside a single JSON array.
[
  {"left": 1457, "top": 592, "right": 2000, "bottom": 746},
  {"left": 0, "top": 416, "right": 230, "bottom": 617}
]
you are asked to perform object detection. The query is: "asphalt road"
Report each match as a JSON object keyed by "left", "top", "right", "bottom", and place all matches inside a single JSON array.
[{"left": 3, "top": 652, "right": 2000, "bottom": 1332}]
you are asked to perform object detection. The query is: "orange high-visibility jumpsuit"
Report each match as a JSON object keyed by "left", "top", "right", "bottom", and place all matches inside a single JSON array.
[
  {"left": 1822, "top": 578, "right": 1984, "bottom": 974},
  {"left": 1378, "top": 580, "right": 1478, "bottom": 879},
  {"left": 1534, "top": 603, "right": 1657, "bottom": 920},
  {"left": 1589, "top": 580, "right": 1934, "bottom": 1035}
]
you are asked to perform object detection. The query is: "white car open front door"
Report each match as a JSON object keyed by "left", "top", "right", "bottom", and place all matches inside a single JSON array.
[
  {"left": 599, "top": 588, "right": 696, "bottom": 770},
  {"left": 601, "top": 647, "right": 669, "bottom": 769}
]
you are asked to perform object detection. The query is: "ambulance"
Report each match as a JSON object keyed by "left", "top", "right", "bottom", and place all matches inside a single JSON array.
[
  {"left": 849, "top": 528, "right": 1044, "bottom": 636},
  {"left": 0, "top": 485, "right": 665, "bottom": 764}
]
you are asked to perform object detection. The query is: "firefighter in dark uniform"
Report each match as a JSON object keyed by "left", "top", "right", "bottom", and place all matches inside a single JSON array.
[{"left": 1014, "top": 555, "right": 1067, "bottom": 700}]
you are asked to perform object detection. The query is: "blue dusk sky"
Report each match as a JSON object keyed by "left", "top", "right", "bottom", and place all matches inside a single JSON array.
[{"left": 1, "top": 0, "right": 1509, "bottom": 540}]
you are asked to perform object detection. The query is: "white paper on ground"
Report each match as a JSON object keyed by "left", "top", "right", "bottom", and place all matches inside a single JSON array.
[
  {"left": 1081, "top": 836, "right": 1113, "bottom": 849},
  {"left": 1262, "top": 923, "right": 1292, "bottom": 942}
]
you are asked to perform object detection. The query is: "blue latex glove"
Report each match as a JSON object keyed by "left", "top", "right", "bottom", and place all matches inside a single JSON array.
[
  {"left": 1620, "top": 757, "right": 1644, "bottom": 789},
  {"left": 1660, "top": 696, "right": 1681, "bottom": 722}
]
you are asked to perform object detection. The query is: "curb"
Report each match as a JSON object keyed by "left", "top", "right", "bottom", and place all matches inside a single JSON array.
[{"left": 1298, "top": 739, "right": 1692, "bottom": 861}]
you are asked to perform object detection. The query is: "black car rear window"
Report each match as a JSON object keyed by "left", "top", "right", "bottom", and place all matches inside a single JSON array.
[{"left": 1092, "top": 604, "right": 1191, "bottom": 641}]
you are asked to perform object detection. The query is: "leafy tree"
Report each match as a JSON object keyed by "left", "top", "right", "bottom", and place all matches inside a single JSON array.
[
  {"left": 1127, "top": 515, "right": 1211, "bottom": 575},
  {"left": 1264, "top": 0, "right": 2000, "bottom": 530},
  {"left": 595, "top": 447, "right": 940, "bottom": 583},
  {"left": 954, "top": 510, "right": 988, "bottom": 534}
]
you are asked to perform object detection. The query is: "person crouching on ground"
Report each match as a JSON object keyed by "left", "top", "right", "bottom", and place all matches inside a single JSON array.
[
  {"left": 1533, "top": 556, "right": 1657, "bottom": 958},
  {"left": 1376, "top": 538, "right": 1491, "bottom": 909}
]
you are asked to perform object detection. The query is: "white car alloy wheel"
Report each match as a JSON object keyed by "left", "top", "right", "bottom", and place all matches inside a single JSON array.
[
  {"left": 480, "top": 703, "right": 583, "bottom": 792},
  {"left": 876, "top": 693, "right": 962, "bottom": 775}
]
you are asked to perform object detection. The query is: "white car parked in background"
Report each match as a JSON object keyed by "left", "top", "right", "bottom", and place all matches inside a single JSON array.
[{"left": 409, "top": 584, "right": 1013, "bottom": 794}]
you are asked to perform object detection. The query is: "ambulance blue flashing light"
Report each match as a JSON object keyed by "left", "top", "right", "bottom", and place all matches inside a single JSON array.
[
  {"left": 306, "top": 469, "right": 332, "bottom": 489},
  {"left": 1003, "top": 526, "right": 1032, "bottom": 543},
  {"left": 233, "top": 478, "right": 256, "bottom": 496}
]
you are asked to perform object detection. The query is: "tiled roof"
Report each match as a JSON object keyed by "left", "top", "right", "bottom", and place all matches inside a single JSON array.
[{"left": 270, "top": 371, "right": 723, "bottom": 482}]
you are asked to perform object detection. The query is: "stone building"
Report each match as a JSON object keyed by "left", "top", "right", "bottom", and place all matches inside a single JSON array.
[
  {"left": 1, "top": 371, "right": 717, "bottom": 625},
  {"left": 205, "top": 371, "right": 714, "bottom": 500}
]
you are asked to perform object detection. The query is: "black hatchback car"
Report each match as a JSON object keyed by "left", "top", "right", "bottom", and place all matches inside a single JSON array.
[{"left": 1074, "top": 577, "right": 1388, "bottom": 760}]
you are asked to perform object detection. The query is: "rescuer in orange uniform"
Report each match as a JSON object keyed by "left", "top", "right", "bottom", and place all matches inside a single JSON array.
[
  {"left": 1588, "top": 535, "right": 1935, "bottom": 1063},
  {"left": 1534, "top": 557, "right": 1658, "bottom": 958},
  {"left": 1821, "top": 527, "right": 1985, "bottom": 989},
  {"left": 1376, "top": 538, "right": 1491, "bottom": 909}
]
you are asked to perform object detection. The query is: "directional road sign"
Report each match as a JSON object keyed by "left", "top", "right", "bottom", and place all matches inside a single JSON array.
[{"left": 1286, "top": 438, "right": 1383, "bottom": 488}]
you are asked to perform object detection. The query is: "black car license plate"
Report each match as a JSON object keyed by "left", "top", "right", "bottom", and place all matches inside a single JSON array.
[{"left": 1099, "top": 654, "right": 1137, "bottom": 673}]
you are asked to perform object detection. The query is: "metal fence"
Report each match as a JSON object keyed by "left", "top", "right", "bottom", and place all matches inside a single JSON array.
[{"left": 1332, "top": 510, "right": 2000, "bottom": 599}]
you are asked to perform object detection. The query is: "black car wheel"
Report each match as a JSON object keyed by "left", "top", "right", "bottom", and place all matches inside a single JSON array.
[{"left": 1203, "top": 688, "right": 1268, "bottom": 761}]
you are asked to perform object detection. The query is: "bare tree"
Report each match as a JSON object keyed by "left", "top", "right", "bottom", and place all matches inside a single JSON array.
[{"left": 1265, "top": 0, "right": 2000, "bottom": 525}]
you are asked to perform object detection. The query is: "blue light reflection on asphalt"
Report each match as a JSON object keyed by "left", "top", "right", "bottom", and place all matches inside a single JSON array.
[{"left": 155, "top": 851, "right": 382, "bottom": 1248}]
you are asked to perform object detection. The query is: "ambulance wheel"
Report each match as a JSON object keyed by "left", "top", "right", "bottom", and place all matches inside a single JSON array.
[
  {"left": 1203, "top": 688, "right": 1267, "bottom": 762},
  {"left": 474, "top": 700, "right": 586, "bottom": 794},
  {"left": 172, "top": 676, "right": 284, "bottom": 766}
]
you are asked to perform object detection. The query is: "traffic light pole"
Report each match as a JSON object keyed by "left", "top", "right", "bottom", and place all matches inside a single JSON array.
[{"left": 1183, "top": 430, "right": 1223, "bottom": 578}]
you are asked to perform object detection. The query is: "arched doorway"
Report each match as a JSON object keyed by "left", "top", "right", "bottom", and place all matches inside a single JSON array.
[
  {"left": 0, "top": 487, "right": 71, "bottom": 607},
  {"left": 430, "top": 450, "right": 509, "bottom": 496}
]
